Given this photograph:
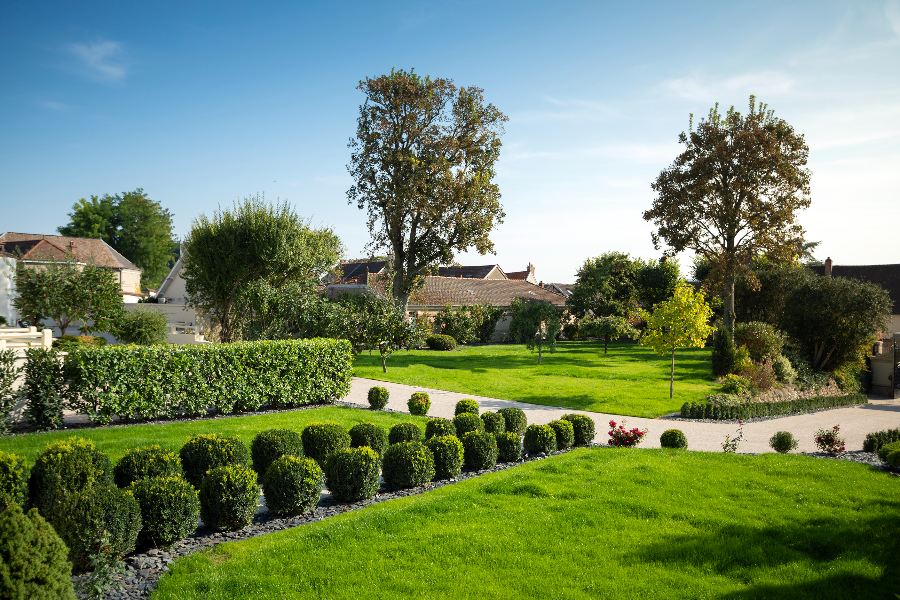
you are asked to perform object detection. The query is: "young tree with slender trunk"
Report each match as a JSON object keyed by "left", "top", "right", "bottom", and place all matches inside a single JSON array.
[{"left": 643, "top": 96, "right": 811, "bottom": 334}]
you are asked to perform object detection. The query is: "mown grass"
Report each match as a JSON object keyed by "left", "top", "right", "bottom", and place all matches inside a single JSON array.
[
  {"left": 0, "top": 406, "right": 428, "bottom": 465},
  {"left": 153, "top": 448, "right": 899, "bottom": 600},
  {"left": 353, "top": 341, "right": 720, "bottom": 417}
]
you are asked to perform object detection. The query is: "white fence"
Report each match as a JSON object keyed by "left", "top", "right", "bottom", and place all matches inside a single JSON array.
[{"left": 0, "top": 326, "right": 53, "bottom": 353}]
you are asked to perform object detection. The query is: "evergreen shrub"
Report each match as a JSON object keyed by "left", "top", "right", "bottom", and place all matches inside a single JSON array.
[
  {"left": 250, "top": 429, "right": 304, "bottom": 478},
  {"left": 0, "top": 503, "right": 76, "bottom": 600},
  {"left": 660, "top": 429, "right": 688, "bottom": 449},
  {"left": 388, "top": 422, "right": 421, "bottom": 445},
  {"left": 496, "top": 432, "right": 523, "bottom": 463},
  {"left": 179, "top": 434, "right": 250, "bottom": 489},
  {"left": 115, "top": 308, "right": 169, "bottom": 345},
  {"left": 324, "top": 447, "right": 380, "bottom": 502},
  {"left": 382, "top": 442, "right": 435, "bottom": 489},
  {"left": 113, "top": 445, "right": 182, "bottom": 487},
  {"left": 28, "top": 437, "right": 113, "bottom": 524},
  {"left": 562, "top": 414, "right": 595, "bottom": 446},
  {"left": 407, "top": 392, "right": 430, "bottom": 416},
  {"left": 453, "top": 413, "right": 484, "bottom": 437},
  {"left": 461, "top": 431, "right": 498, "bottom": 471},
  {"left": 734, "top": 321, "right": 783, "bottom": 362},
  {"left": 772, "top": 354, "right": 796, "bottom": 385},
  {"left": 130, "top": 476, "right": 200, "bottom": 548},
  {"left": 877, "top": 441, "right": 900, "bottom": 463},
  {"left": 0, "top": 349, "right": 19, "bottom": 433},
  {"left": 198, "top": 465, "right": 259, "bottom": 531},
  {"left": 885, "top": 448, "right": 900, "bottom": 468},
  {"left": 301, "top": 422, "right": 351, "bottom": 468},
  {"left": 0, "top": 451, "right": 28, "bottom": 507},
  {"left": 425, "top": 417, "right": 456, "bottom": 440},
  {"left": 367, "top": 386, "right": 389, "bottom": 409},
  {"left": 424, "top": 436, "right": 463, "bottom": 480},
  {"left": 769, "top": 431, "right": 798, "bottom": 454},
  {"left": 680, "top": 392, "right": 867, "bottom": 420},
  {"left": 711, "top": 327, "right": 736, "bottom": 378},
  {"left": 454, "top": 399, "right": 479, "bottom": 416},
  {"left": 57, "top": 485, "right": 142, "bottom": 568},
  {"left": 480, "top": 411, "right": 506, "bottom": 435},
  {"left": 348, "top": 423, "right": 389, "bottom": 459},
  {"left": 262, "top": 456, "right": 323, "bottom": 516},
  {"left": 426, "top": 335, "right": 456, "bottom": 351},
  {"left": 862, "top": 428, "right": 900, "bottom": 453},
  {"left": 498, "top": 407, "right": 527, "bottom": 435},
  {"left": 23, "top": 347, "right": 67, "bottom": 432},
  {"left": 549, "top": 420, "right": 574, "bottom": 450},
  {"left": 524, "top": 424, "right": 557, "bottom": 456}
]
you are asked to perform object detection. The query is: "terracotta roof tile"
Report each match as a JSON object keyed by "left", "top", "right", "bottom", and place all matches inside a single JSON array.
[
  {"left": 0, "top": 232, "right": 140, "bottom": 271},
  {"left": 364, "top": 274, "right": 567, "bottom": 308}
]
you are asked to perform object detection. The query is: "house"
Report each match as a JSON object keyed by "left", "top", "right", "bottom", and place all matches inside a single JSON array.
[
  {"left": 329, "top": 260, "right": 509, "bottom": 284},
  {"left": 144, "top": 253, "right": 210, "bottom": 344},
  {"left": 506, "top": 262, "right": 538, "bottom": 284}
]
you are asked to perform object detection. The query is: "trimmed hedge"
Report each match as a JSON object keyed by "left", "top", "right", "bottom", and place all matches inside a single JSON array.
[
  {"left": 426, "top": 335, "right": 456, "bottom": 351},
  {"left": 302, "top": 422, "right": 351, "bottom": 468},
  {"left": 425, "top": 417, "right": 456, "bottom": 440},
  {"left": 876, "top": 441, "right": 900, "bottom": 463},
  {"left": 524, "top": 424, "right": 557, "bottom": 456},
  {"left": 199, "top": 465, "right": 259, "bottom": 531},
  {"left": 114, "top": 445, "right": 182, "bottom": 487},
  {"left": 57, "top": 485, "right": 142, "bottom": 568},
  {"left": 660, "top": 429, "right": 689, "bottom": 450},
  {"left": 680, "top": 393, "right": 867, "bottom": 421},
  {"left": 425, "top": 436, "right": 464, "bottom": 480},
  {"left": 454, "top": 399, "right": 479, "bottom": 416},
  {"left": 382, "top": 442, "right": 435, "bottom": 490},
  {"left": 262, "top": 456, "right": 323, "bottom": 516},
  {"left": 0, "top": 503, "right": 76, "bottom": 600},
  {"left": 131, "top": 476, "right": 200, "bottom": 548},
  {"left": 250, "top": 429, "right": 304, "bottom": 478},
  {"left": 0, "top": 451, "right": 28, "bottom": 507},
  {"left": 496, "top": 432, "right": 523, "bottom": 462},
  {"left": 562, "top": 414, "right": 595, "bottom": 446},
  {"left": 498, "top": 407, "right": 527, "bottom": 435},
  {"left": 549, "top": 420, "right": 574, "bottom": 451},
  {"left": 23, "top": 347, "right": 68, "bottom": 432},
  {"left": 324, "top": 447, "right": 380, "bottom": 502},
  {"left": 367, "top": 386, "right": 389, "bottom": 410},
  {"left": 481, "top": 411, "right": 506, "bottom": 436},
  {"left": 461, "top": 431, "right": 498, "bottom": 471},
  {"left": 408, "top": 392, "right": 430, "bottom": 416},
  {"left": 28, "top": 437, "right": 113, "bottom": 524},
  {"left": 453, "top": 413, "right": 484, "bottom": 437},
  {"left": 863, "top": 428, "right": 900, "bottom": 453},
  {"left": 348, "top": 423, "right": 389, "bottom": 459},
  {"left": 179, "top": 434, "right": 250, "bottom": 489},
  {"left": 768, "top": 431, "right": 797, "bottom": 454},
  {"left": 64, "top": 338, "right": 353, "bottom": 424},
  {"left": 388, "top": 422, "right": 422, "bottom": 445}
]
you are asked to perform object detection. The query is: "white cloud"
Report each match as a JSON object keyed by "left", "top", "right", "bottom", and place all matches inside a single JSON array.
[
  {"left": 68, "top": 41, "right": 126, "bottom": 80},
  {"left": 662, "top": 71, "right": 796, "bottom": 102},
  {"left": 40, "top": 100, "right": 69, "bottom": 111},
  {"left": 886, "top": 0, "right": 900, "bottom": 37}
]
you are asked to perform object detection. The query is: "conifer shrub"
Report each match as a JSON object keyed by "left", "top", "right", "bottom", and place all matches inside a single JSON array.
[
  {"left": 130, "top": 476, "right": 200, "bottom": 548},
  {"left": 198, "top": 465, "right": 259, "bottom": 531},
  {"left": 0, "top": 451, "right": 28, "bottom": 507},
  {"left": 454, "top": 398, "right": 479, "bottom": 416},
  {"left": 772, "top": 354, "right": 796, "bottom": 385},
  {"left": 862, "top": 428, "right": 900, "bottom": 453},
  {"left": 262, "top": 456, "right": 323, "bottom": 516},
  {"left": 885, "top": 447, "right": 900, "bottom": 468},
  {"left": 425, "top": 417, "right": 456, "bottom": 440},
  {"left": 407, "top": 392, "right": 430, "bottom": 416},
  {"left": 28, "top": 437, "right": 113, "bottom": 524},
  {"left": 549, "top": 420, "right": 575, "bottom": 451},
  {"left": 524, "top": 424, "right": 557, "bottom": 456},
  {"left": 461, "top": 431, "right": 498, "bottom": 471},
  {"left": 382, "top": 441, "right": 435, "bottom": 489},
  {"left": 113, "top": 445, "right": 182, "bottom": 488},
  {"left": 0, "top": 503, "right": 76, "bottom": 600},
  {"left": 480, "top": 411, "right": 506, "bottom": 436},
  {"left": 877, "top": 441, "right": 900, "bottom": 463},
  {"left": 250, "top": 429, "right": 304, "bottom": 478},
  {"left": 453, "top": 413, "right": 484, "bottom": 437},
  {"left": 496, "top": 432, "right": 523, "bottom": 462},
  {"left": 367, "top": 386, "right": 389, "bottom": 409},
  {"left": 348, "top": 423, "right": 389, "bottom": 459},
  {"left": 768, "top": 431, "right": 797, "bottom": 454},
  {"left": 562, "top": 413, "right": 595, "bottom": 446},
  {"left": 711, "top": 326, "right": 737, "bottom": 377},
  {"left": 424, "top": 435, "right": 464, "bottom": 480},
  {"left": 498, "top": 407, "right": 528, "bottom": 435},
  {"left": 301, "top": 422, "right": 351, "bottom": 468},
  {"left": 324, "top": 447, "right": 380, "bottom": 502},
  {"left": 179, "top": 434, "right": 250, "bottom": 489},
  {"left": 57, "top": 485, "right": 142, "bottom": 568},
  {"left": 660, "top": 429, "right": 689, "bottom": 450},
  {"left": 388, "top": 422, "right": 421, "bottom": 445}
]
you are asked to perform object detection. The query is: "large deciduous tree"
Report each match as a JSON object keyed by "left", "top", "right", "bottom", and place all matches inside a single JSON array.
[
  {"left": 58, "top": 189, "right": 178, "bottom": 287},
  {"left": 347, "top": 69, "right": 507, "bottom": 313},
  {"left": 566, "top": 252, "right": 639, "bottom": 320},
  {"left": 643, "top": 96, "right": 811, "bottom": 333},
  {"left": 181, "top": 195, "right": 343, "bottom": 343}
]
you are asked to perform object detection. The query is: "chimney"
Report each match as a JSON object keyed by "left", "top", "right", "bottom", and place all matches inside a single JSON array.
[
  {"left": 69, "top": 240, "right": 77, "bottom": 257},
  {"left": 527, "top": 262, "right": 535, "bottom": 277},
  {"left": 824, "top": 257, "right": 832, "bottom": 277}
]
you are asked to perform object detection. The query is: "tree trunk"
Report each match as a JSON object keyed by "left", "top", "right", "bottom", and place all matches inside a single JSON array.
[
  {"left": 604, "top": 335, "right": 609, "bottom": 354},
  {"left": 724, "top": 271, "right": 736, "bottom": 336},
  {"left": 381, "top": 355, "right": 387, "bottom": 373},
  {"left": 670, "top": 348, "right": 675, "bottom": 399},
  {"left": 538, "top": 344, "right": 542, "bottom": 365}
]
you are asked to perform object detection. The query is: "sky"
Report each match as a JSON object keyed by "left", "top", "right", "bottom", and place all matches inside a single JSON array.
[{"left": 1, "top": 0, "right": 898, "bottom": 283}]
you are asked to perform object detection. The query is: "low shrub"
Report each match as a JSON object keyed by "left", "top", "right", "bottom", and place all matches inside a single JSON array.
[
  {"left": 324, "top": 447, "right": 380, "bottom": 502},
  {"left": 480, "top": 411, "right": 506, "bottom": 436},
  {"left": 561, "top": 414, "right": 595, "bottom": 446},
  {"left": 783, "top": 348, "right": 830, "bottom": 391},
  {"left": 496, "top": 432, "right": 523, "bottom": 463},
  {"left": 0, "top": 349, "right": 19, "bottom": 433},
  {"left": 130, "top": 476, "right": 200, "bottom": 548},
  {"left": 733, "top": 346, "right": 752, "bottom": 374},
  {"left": 382, "top": 441, "right": 435, "bottom": 489},
  {"left": 0, "top": 451, "right": 28, "bottom": 507},
  {"left": 388, "top": 422, "right": 421, "bottom": 445},
  {"left": 863, "top": 428, "right": 900, "bottom": 453},
  {"left": 262, "top": 456, "right": 323, "bottom": 516},
  {"left": 453, "top": 413, "right": 484, "bottom": 437},
  {"left": 523, "top": 424, "right": 557, "bottom": 456},
  {"left": 454, "top": 398, "right": 479, "bottom": 416},
  {"left": 114, "top": 445, "right": 182, "bottom": 488},
  {"left": 885, "top": 447, "right": 900, "bottom": 468},
  {"left": 115, "top": 308, "right": 169, "bottom": 345},
  {"left": 348, "top": 423, "right": 389, "bottom": 459},
  {"left": 425, "top": 417, "right": 456, "bottom": 440},
  {"left": 772, "top": 354, "right": 796, "bottom": 385},
  {"left": 769, "top": 431, "right": 798, "bottom": 454},
  {"left": 250, "top": 429, "right": 304, "bottom": 478},
  {"left": 52, "top": 335, "right": 106, "bottom": 352},
  {"left": 0, "top": 503, "right": 75, "bottom": 600},
  {"left": 57, "top": 485, "right": 142, "bottom": 568},
  {"left": 301, "top": 422, "right": 351, "bottom": 468},
  {"left": 876, "top": 441, "right": 900, "bottom": 463},
  {"left": 739, "top": 360, "right": 777, "bottom": 393},
  {"left": 424, "top": 436, "right": 463, "bottom": 480},
  {"left": 680, "top": 393, "right": 867, "bottom": 420},
  {"left": 814, "top": 425, "right": 845, "bottom": 456},
  {"left": 734, "top": 321, "right": 783, "bottom": 362},
  {"left": 426, "top": 335, "right": 456, "bottom": 351},
  {"left": 408, "top": 392, "right": 430, "bottom": 416},
  {"left": 660, "top": 429, "right": 688, "bottom": 450},
  {"left": 179, "top": 434, "right": 250, "bottom": 489},
  {"left": 721, "top": 374, "right": 752, "bottom": 395},
  {"left": 28, "top": 437, "right": 113, "bottom": 524},
  {"left": 498, "top": 407, "right": 528, "bottom": 435},
  {"left": 367, "top": 386, "right": 389, "bottom": 410},
  {"left": 23, "top": 347, "right": 67, "bottom": 432},
  {"left": 549, "top": 420, "right": 574, "bottom": 451},
  {"left": 461, "top": 431, "right": 498, "bottom": 471},
  {"left": 607, "top": 419, "right": 647, "bottom": 448},
  {"left": 199, "top": 465, "right": 259, "bottom": 531}
]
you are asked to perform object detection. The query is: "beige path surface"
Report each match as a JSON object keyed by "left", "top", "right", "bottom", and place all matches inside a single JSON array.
[{"left": 348, "top": 377, "right": 900, "bottom": 454}]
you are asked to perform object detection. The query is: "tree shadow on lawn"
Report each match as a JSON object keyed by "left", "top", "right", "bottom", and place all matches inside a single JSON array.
[{"left": 625, "top": 498, "right": 900, "bottom": 599}]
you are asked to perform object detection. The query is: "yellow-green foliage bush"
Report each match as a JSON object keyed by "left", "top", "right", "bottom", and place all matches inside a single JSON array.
[{"left": 179, "top": 434, "right": 250, "bottom": 489}]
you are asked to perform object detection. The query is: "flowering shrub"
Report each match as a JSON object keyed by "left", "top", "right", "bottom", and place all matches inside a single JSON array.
[
  {"left": 722, "top": 421, "right": 744, "bottom": 453},
  {"left": 607, "top": 420, "right": 647, "bottom": 448},
  {"left": 814, "top": 425, "right": 845, "bottom": 455}
]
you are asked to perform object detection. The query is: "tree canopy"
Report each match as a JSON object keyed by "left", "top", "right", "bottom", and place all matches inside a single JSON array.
[
  {"left": 347, "top": 69, "right": 507, "bottom": 313},
  {"left": 643, "top": 96, "right": 811, "bottom": 332},
  {"left": 567, "top": 252, "right": 639, "bottom": 320},
  {"left": 181, "top": 195, "right": 343, "bottom": 343},
  {"left": 58, "top": 189, "right": 178, "bottom": 287},
  {"left": 509, "top": 299, "right": 562, "bottom": 364}
]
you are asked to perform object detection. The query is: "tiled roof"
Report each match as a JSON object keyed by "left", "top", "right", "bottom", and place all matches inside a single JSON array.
[
  {"left": 0, "top": 232, "right": 141, "bottom": 271},
  {"left": 437, "top": 265, "right": 500, "bottom": 279},
  {"left": 545, "top": 283, "right": 574, "bottom": 296},
  {"left": 506, "top": 271, "right": 528, "bottom": 280},
  {"left": 808, "top": 263, "right": 900, "bottom": 314},
  {"left": 336, "top": 261, "right": 387, "bottom": 284},
  {"left": 1, "top": 239, "right": 70, "bottom": 262},
  {"left": 365, "top": 274, "right": 567, "bottom": 308}
]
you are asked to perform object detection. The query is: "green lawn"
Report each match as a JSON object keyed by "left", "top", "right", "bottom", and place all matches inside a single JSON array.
[
  {"left": 354, "top": 341, "right": 720, "bottom": 417},
  {"left": 0, "top": 406, "right": 428, "bottom": 465},
  {"left": 153, "top": 448, "right": 899, "bottom": 600}
]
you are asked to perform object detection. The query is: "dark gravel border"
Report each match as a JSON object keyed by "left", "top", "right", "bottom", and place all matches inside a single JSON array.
[{"left": 659, "top": 401, "right": 870, "bottom": 424}]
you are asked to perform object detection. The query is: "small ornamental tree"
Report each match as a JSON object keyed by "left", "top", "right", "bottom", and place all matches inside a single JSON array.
[
  {"left": 509, "top": 299, "right": 562, "bottom": 365},
  {"left": 640, "top": 282, "right": 714, "bottom": 398},
  {"left": 578, "top": 315, "right": 639, "bottom": 354},
  {"left": 335, "top": 292, "right": 415, "bottom": 372}
]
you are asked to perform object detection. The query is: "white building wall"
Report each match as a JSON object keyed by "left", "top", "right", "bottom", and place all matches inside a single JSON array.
[{"left": 0, "top": 256, "right": 16, "bottom": 325}]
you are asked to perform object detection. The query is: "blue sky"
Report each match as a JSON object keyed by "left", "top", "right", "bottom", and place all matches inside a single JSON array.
[{"left": 2, "top": 0, "right": 898, "bottom": 283}]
